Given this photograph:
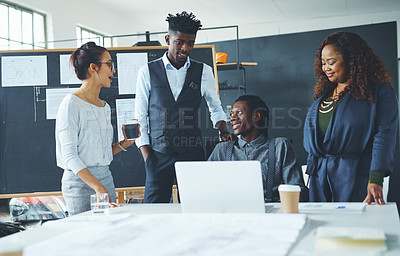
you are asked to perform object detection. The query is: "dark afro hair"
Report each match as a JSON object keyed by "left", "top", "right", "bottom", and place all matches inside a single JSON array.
[
  {"left": 166, "top": 11, "right": 202, "bottom": 34},
  {"left": 234, "top": 95, "right": 270, "bottom": 137}
]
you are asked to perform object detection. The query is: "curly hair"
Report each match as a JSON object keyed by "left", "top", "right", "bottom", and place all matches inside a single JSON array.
[
  {"left": 166, "top": 11, "right": 202, "bottom": 34},
  {"left": 313, "top": 32, "right": 392, "bottom": 102}
]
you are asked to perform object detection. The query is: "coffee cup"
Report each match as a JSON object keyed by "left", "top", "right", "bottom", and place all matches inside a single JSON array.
[
  {"left": 278, "top": 184, "right": 301, "bottom": 214},
  {"left": 124, "top": 119, "right": 139, "bottom": 140}
]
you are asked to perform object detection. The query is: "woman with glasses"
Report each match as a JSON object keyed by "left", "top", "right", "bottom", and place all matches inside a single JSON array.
[{"left": 55, "top": 42, "right": 137, "bottom": 215}]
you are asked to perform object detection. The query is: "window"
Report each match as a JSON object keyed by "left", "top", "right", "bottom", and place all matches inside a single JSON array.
[
  {"left": 0, "top": 1, "right": 46, "bottom": 50},
  {"left": 76, "top": 26, "right": 112, "bottom": 48}
]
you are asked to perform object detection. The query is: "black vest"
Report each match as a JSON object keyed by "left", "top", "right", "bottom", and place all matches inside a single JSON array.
[{"left": 148, "top": 58, "right": 204, "bottom": 155}]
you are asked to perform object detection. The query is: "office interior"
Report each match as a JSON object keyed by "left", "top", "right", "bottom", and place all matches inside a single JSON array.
[
  {"left": 0, "top": 1, "right": 400, "bottom": 255},
  {"left": 1, "top": 0, "right": 400, "bottom": 215}
]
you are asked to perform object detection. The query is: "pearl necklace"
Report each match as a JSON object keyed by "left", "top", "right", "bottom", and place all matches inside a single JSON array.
[{"left": 319, "top": 97, "right": 338, "bottom": 114}]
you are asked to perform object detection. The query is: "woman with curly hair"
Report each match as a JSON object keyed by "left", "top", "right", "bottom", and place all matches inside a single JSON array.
[{"left": 303, "top": 32, "right": 398, "bottom": 204}]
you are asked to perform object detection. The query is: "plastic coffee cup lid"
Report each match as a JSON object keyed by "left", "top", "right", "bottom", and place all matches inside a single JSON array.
[
  {"left": 278, "top": 184, "right": 301, "bottom": 192},
  {"left": 124, "top": 119, "right": 138, "bottom": 125}
]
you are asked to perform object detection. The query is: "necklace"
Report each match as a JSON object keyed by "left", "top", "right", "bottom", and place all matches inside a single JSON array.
[
  {"left": 321, "top": 99, "right": 334, "bottom": 108},
  {"left": 80, "top": 88, "right": 107, "bottom": 159},
  {"left": 319, "top": 97, "right": 338, "bottom": 114},
  {"left": 331, "top": 87, "right": 341, "bottom": 101},
  {"left": 334, "top": 87, "right": 340, "bottom": 96}
]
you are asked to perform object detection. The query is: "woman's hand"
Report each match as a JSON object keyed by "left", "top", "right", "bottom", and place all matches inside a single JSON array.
[
  {"left": 94, "top": 191, "right": 120, "bottom": 208},
  {"left": 113, "top": 122, "right": 141, "bottom": 155},
  {"left": 120, "top": 125, "right": 135, "bottom": 146},
  {"left": 120, "top": 121, "right": 141, "bottom": 148},
  {"left": 95, "top": 191, "right": 120, "bottom": 208},
  {"left": 363, "top": 183, "right": 385, "bottom": 205},
  {"left": 109, "top": 202, "right": 120, "bottom": 208}
]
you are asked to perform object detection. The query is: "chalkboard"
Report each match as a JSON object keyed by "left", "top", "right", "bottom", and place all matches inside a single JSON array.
[
  {"left": 212, "top": 22, "right": 400, "bottom": 208},
  {"left": 0, "top": 45, "right": 219, "bottom": 194}
]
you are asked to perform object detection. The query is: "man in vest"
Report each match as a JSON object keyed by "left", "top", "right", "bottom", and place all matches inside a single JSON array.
[
  {"left": 208, "top": 95, "right": 309, "bottom": 202},
  {"left": 135, "top": 11, "right": 231, "bottom": 203}
]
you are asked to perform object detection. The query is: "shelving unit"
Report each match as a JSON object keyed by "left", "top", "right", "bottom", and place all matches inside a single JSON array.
[{"left": 217, "top": 62, "right": 258, "bottom": 94}]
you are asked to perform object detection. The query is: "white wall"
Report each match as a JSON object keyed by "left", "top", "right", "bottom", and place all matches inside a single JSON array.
[
  {"left": 196, "top": 11, "right": 400, "bottom": 58},
  {"left": 7, "top": 0, "right": 400, "bottom": 57},
  {"left": 8, "top": 0, "right": 146, "bottom": 48}
]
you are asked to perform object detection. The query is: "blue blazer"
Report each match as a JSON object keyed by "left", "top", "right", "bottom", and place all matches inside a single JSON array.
[{"left": 303, "top": 84, "right": 398, "bottom": 201}]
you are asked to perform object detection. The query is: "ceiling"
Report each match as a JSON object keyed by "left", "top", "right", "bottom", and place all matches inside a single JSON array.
[{"left": 94, "top": 0, "right": 400, "bottom": 34}]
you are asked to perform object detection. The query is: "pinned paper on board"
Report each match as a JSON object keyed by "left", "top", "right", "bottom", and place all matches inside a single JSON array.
[
  {"left": 1, "top": 55, "right": 48, "bottom": 87},
  {"left": 46, "top": 88, "right": 78, "bottom": 119},
  {"left": 116, "top": 98, "right": 135, "bottom": 141},
  {"left": 59, "top": 54, "right": 81, "bottom": 85},
  {"left": 116, "top": 52, "right": 148, "bottom": 95}
]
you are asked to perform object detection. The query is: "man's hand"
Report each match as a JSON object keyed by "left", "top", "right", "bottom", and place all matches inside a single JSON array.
[
  {"left": 139, "top": 145, "right": 151, "bottom": 161},
  {"left": 220, "top": 132, "right": 236, "bottom": 142},
  {"left": 216, "top": 120, "right": 236, "bottom": 142}
]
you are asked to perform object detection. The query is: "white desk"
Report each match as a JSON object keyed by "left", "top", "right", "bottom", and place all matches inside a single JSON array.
[{"left": 0, "top": 203, "right": 399, "bottom": 255}]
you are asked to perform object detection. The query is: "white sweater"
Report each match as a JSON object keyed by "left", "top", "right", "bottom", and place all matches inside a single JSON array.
[{"left": 55, "top": 94, "right": 113, "bottom": 174}]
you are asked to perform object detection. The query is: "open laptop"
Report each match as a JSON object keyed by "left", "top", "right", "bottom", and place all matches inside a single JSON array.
[{"left": 175, "top": 160, "right": 266, "bottom": 213}]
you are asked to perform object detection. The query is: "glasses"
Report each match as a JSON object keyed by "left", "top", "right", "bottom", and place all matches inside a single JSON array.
[{"left": 100, "top": 61, "right": 115, "bottom": 71}]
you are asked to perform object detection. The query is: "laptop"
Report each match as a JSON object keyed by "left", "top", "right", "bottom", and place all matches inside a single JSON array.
[{"left": 175, "top": 160, "right": 266, "bottom": 213}]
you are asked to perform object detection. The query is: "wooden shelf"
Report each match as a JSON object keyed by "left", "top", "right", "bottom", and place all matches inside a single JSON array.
[
  {"left": 217, "top": 62, "right": 258, "bottom": 71},
  {"left": 217, "top": 62, "right": 258, "bottom": 66}
]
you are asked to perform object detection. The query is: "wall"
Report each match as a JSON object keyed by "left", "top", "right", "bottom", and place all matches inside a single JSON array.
[
  {"left": 235, "top": 11, "right": 400, "bottom": 57},
  {"left": 6, "top": 1, "right": 400, "bottom": 57}
]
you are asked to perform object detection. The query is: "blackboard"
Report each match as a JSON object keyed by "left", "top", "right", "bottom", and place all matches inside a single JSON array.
[
  {"left": 213, "top": 22, "right": 400, "bottom": 208},
  {"left": 0, "top": 45, "right": 219, "bottom": 194}
]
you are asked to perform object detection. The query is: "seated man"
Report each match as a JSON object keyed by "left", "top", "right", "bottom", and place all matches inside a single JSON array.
[{"left": 208, "top": 95, "right": 309, "bottom": 202}]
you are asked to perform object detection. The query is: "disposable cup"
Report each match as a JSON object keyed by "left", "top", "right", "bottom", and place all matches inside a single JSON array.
[
  {"left": 278, "top": 184, "right": 301, "bottom": 214},
  {"left": 124, "top": 120, "right": 139, "bottom": 140}
]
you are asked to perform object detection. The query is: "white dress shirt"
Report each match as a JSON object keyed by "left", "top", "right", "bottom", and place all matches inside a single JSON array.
[{"left": 135, "top": 52, "right": 226, "bottom": 148}]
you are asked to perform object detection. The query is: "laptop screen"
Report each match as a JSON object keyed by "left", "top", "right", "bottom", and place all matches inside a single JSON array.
[{"left": 175, "top": 161, "right": 265, "bottom": 213}]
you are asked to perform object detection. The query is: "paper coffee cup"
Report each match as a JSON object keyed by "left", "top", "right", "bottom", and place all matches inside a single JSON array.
[
  {"left": 278, "top": 184, "right": 301, "bottom": 214},
  {"left": 124, "top": 119, "right": 139, "bottom": 140}
]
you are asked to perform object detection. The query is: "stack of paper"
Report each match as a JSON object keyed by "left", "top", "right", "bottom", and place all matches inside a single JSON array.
[
  {"left": 315, "top": 226, "right": 387, "bottom": 252},
  {"left": 24, "top": 214, "right": 307, "bottom": 256}
]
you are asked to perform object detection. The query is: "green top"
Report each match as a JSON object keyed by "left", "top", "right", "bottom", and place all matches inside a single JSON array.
[
  {"left": 318, "top": 94, "right": 346, "bottom": 136},
  {"left": 318, "top": 92, "right": 384, "bottom": 187}
]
